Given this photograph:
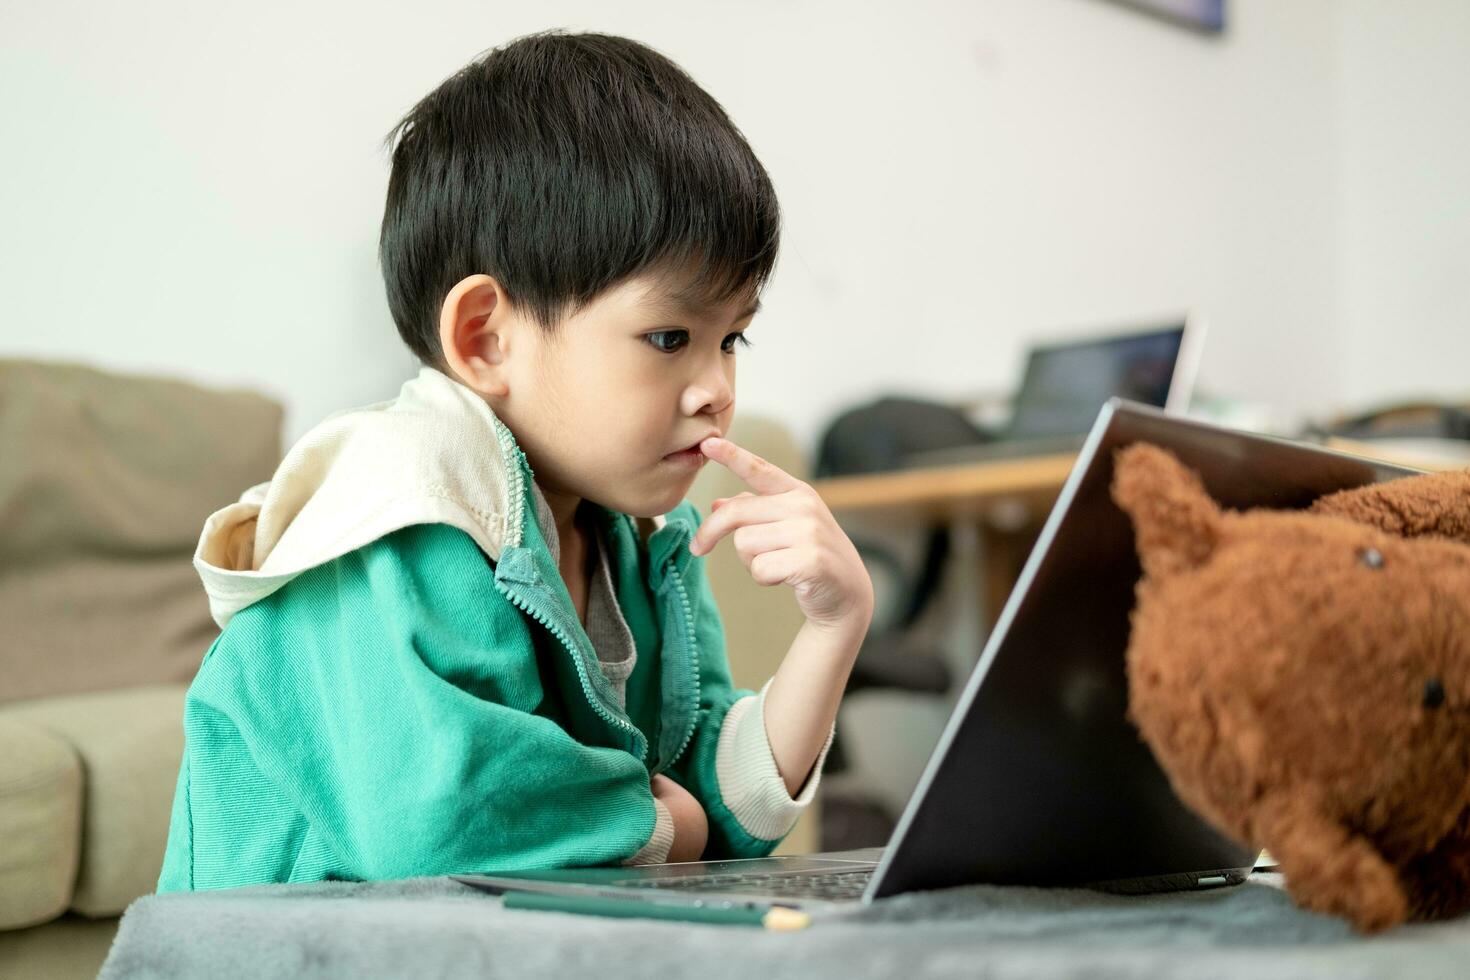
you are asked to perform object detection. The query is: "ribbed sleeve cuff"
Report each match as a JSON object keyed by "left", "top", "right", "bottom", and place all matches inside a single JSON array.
[
  {"left": 621, "top": 797, "right": 675, "bottom": 866},
  {"left": 714, "top": 677, "right": 835, "bottom": 842}
]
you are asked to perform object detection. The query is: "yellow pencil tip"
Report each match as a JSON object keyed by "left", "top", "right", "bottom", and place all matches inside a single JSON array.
[{"left": 762, "top": 907, "right": 812, "bottom": 931}]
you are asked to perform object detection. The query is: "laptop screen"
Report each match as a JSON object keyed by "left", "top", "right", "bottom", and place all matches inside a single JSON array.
[{"left": 1006, "top": 325, "right": 1185, "bottom": 440}]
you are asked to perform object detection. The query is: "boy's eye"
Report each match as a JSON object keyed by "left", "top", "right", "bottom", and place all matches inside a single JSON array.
[
  {"left": 722, "top": 332, "right": 753, "bottom": 354},
  {"left": 644, "top": 330, "right": 754, "bottom": 354},
  {"left": 645, "top": 330, "right": 689, "bottom": 353}
]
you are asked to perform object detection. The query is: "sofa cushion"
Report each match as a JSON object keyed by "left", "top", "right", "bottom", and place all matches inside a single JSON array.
[
  {"left": 0, "top": 715, "right": 82, "bottom": 930},
  {"left": 1, "top": 685, "right": 187, "bottom": 917},
  {"left": 0, "top": 359, "right": 282, "bottom": 703}
]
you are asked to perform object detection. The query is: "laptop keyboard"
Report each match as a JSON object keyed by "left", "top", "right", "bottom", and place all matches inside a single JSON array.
[{"left": 621, "top": 868, "right": 872, "bottom": 900}]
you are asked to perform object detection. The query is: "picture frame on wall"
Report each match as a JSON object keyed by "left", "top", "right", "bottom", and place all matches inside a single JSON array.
[{"left": 1100, "top": 0, "right": 1226, "bottom": 35}]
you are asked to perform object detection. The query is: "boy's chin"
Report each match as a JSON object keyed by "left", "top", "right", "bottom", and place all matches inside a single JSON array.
[
  {"left": 619, "top": 483, "right": 698, "bottom": 519},
  {"left": 624, "top": 498, "right": 685, "bottom": 520}
]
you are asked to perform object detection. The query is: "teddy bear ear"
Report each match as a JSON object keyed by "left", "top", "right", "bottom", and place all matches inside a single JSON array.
[
  {"left": 1110, "top": 442, "right": 1222, "bottom": 580},
  {"left": 1311, "top": 469, "right": 1470, "bottom": 545}
]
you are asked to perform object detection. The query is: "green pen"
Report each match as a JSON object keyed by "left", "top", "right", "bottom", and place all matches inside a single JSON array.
[{"left": 501, "top": 889, "right": 812, "bottom": 930}]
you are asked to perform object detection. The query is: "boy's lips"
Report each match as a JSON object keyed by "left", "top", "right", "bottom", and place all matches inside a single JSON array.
[{"left": 663, "top": 433, "right": 717, "bottom": 464}]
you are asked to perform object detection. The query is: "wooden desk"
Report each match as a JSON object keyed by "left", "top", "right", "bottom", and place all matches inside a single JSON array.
[{"left": 812, "top": 454, "right": 1076, "bottom": 520}]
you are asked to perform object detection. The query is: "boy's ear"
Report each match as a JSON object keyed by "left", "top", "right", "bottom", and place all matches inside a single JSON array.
[{"left": 439, "top": 274, "right": 513, "bottom": 398}]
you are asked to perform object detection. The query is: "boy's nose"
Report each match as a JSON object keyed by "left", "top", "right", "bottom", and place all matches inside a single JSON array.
[{"left": 681, "top": 373, "right": 733, "bottom": 417}]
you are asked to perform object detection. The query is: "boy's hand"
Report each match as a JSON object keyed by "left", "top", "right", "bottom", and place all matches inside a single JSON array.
[
  {"left": 650, "top": 774, "right": 707, "bottom": 863},
  {"left": 689, "top": 437, "right": 875, "bottom": 636}
]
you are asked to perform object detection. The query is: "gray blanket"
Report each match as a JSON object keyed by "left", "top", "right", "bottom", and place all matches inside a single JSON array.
[{"left": 99, "top": 873, "right": 1470, "bottom": 979}]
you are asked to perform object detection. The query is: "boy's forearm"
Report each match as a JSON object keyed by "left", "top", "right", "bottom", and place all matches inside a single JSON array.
[{"left": 760, "top": 617, "right": 866, "bottom": 798}]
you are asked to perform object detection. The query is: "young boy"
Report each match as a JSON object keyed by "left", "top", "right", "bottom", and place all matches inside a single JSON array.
[{"left": 156, "top": 29, "right": 874, "bottom": 892}]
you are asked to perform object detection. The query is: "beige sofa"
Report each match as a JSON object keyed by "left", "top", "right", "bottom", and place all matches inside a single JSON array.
[{"left": 0, "top": 360, "right": 283, "bottom": 979}]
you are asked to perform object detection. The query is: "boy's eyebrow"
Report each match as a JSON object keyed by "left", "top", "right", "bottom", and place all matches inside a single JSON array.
[{"left": 641, "top": 293, "right": 762, "bottom": 326}]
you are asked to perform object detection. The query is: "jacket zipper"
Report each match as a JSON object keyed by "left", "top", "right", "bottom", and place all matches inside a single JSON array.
[
  {"left": 493, "top": 418, "right": 697, "bottom": 772},
  {"left": 659, "top": 565, "right": 702, "bottom": 772},
  {"left": 495, "top": 579, "right": 649, "bottom": 763}
]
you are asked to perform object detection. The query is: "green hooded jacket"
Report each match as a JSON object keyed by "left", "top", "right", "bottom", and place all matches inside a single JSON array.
[{"left": 156, "top": 367, "right": 830, "bottom": 893}]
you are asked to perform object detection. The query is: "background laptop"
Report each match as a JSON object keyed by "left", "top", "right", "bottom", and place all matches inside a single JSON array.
[
  {"left": 903, "top": 313, "right": 1206, "bottom": 468},
  {"left": 455, "top": 399, "right": 1418, "bottom": 911}
]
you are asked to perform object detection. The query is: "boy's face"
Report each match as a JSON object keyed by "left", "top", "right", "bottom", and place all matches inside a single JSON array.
[{"left": 447, "top": 271, "right": 758, "bottom": 519}]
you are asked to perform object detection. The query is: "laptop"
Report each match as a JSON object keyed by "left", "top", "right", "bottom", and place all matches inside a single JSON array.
[
  {"left": 454, "top": 399, "right": 1419, "bottom": 910},
  {"left": 903, "top": 313, "right": 1206, "bottom": 468}
]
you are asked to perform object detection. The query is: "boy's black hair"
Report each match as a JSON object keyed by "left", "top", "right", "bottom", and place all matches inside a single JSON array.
[{"left": 378, "top": 30, "right": 781, "bottom": 364}]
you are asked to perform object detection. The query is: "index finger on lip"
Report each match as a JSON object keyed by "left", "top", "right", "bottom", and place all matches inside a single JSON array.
[{"left": 699, "top": 437, "right": 798, "bottom": 496}]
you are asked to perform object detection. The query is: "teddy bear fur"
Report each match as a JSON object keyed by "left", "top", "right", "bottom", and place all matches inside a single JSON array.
[{"left": 1109, "top": 441, "right": 1470, "bottom": 933}]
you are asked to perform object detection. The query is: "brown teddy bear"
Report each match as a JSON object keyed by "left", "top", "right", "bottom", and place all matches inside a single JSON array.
[{"left": 1110, "top": 441, "right": 1470, "bottom": 933}]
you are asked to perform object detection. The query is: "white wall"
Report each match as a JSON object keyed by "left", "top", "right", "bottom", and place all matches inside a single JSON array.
[
  {"left": 1, "top": 0, "right": 1456, "bottom": 453},
  {"left": 1335, "top": 0, "right": 1470, "bottom": 411}
]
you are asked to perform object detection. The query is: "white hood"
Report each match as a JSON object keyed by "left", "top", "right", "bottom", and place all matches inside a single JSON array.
[{"left": 193, "top": 366, "right": 527, "bottom": 629}]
